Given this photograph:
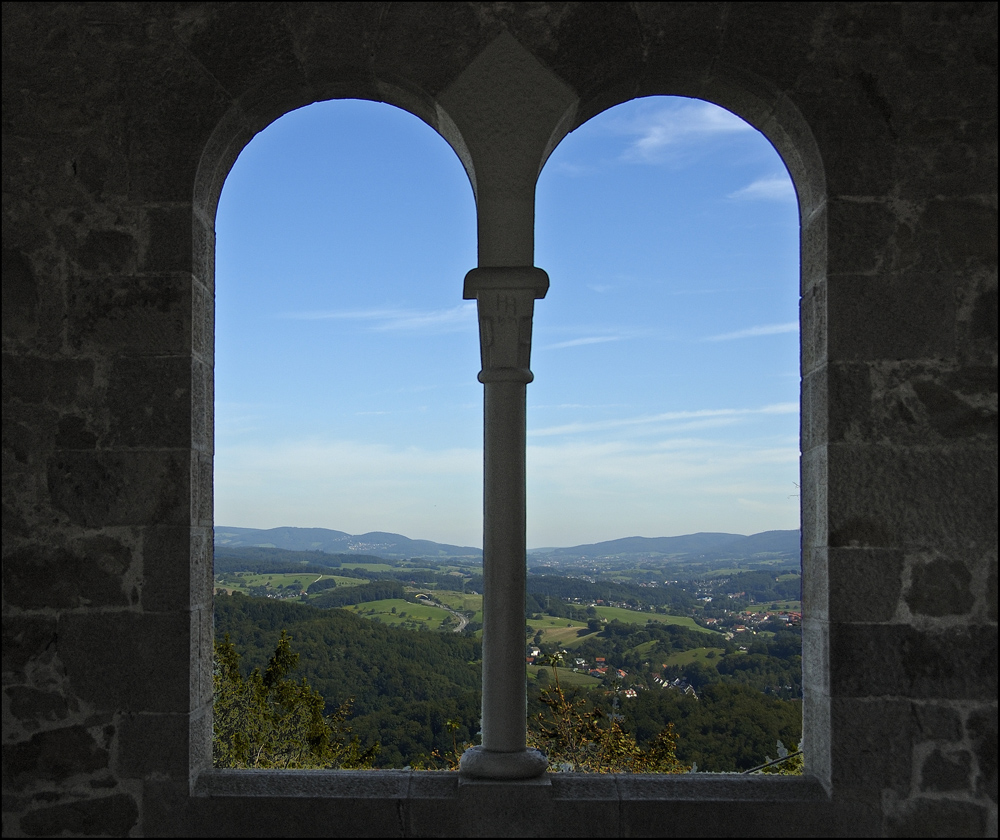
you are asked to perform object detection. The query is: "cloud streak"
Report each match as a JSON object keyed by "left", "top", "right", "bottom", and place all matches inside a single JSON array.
[
  {"left": 704, "top": 322, "right": 798, "bottom": 342},
  {"left": 528, "top": 402, "right": 799, "bottom": 437},
  {"left": 540, "top": 336, "right": 622, "bottom": 350},
  {"left": 280, "top": 301, "right": 477, "bottom": 333},
  {"left": 617, "top": 100, "right": 753, "bottom": 163},
  {"left": 728, "top": 174, "right": 796, "bottom": 201}
]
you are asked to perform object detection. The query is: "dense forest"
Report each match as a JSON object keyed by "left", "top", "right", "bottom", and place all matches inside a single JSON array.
[
  {"left": 215, "top": 590, "right": 802, "bottom": 771},
  {"left": 215, "top": 594, "right": 482, "bottom": 767}
]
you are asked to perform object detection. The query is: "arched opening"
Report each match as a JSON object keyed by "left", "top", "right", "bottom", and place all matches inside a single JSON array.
[
  {"left": 211, "top": 98, "right": 483, "bottom": 768},
  {"left": 528, "top": 95, "right": 803, "bottom": 771}
]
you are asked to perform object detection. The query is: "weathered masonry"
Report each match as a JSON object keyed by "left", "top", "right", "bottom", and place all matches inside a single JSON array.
[{"left": 2, "top": 3, "right": 996, "bottom": 837}]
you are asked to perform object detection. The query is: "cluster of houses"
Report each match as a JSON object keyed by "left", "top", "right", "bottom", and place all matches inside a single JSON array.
[
  {"left": 525, "top": 649, "right": 699, "bottom": 699},
  {"left": 701, "top": 608, "right": 801, "bottom": 634}
]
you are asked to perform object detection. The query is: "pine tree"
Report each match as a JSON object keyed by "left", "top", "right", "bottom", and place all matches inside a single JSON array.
[
  {"left": 527, "top": 655, "right": 688, "bottom": 773},
  {"left": 213, "top": 631, "right": 379, "bottom": 769}
]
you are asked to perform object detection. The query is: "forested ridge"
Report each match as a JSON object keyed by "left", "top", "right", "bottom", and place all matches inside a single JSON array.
[
  {"left": 215, "top": 590, "right": 802, "bottom": 771},
  {"left": 215, "top": 594, "right": 481, "bottom": 767}
]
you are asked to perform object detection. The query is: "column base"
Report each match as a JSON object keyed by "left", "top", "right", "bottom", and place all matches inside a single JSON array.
[{"left": 458, "top": 746, "right": 548, "bottom": 780}]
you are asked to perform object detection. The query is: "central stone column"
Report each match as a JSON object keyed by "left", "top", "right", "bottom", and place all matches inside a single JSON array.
[{"left": 459, "top": 266, "right": 549, "bottom": 780}]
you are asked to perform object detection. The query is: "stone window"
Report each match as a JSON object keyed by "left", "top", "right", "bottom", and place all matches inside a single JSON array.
[{"left": 195, "top": 35, "right": 828, "bottom": 806}]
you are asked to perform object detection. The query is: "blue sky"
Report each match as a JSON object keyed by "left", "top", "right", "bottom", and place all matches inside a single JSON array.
[{"left": 214, "top": 96, "right": 800, "bottom": 549}]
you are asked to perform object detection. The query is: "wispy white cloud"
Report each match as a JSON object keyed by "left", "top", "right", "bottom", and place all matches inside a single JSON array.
[
  {"left": 728, "top": 174, "right": 796, "bottom": 201},
  {"left": 540, "top": 336, "right": 622, "bottom": 351},
  {"left": 279, "top": 302, "right": 477, "bottom": 333},
  {"left": 525, "top": 436, "right": 800, "bottom": 545},
  {"left": 214, "top": 436, "right": 483, "bottom": 545},
  {"left": 617, "top": 101, "right": 753, "bottom": 163},
  {"left": 704, "top": 322, "right": 798, "bottom": 342},
  {"left": 528, "top": 403, "right": 798, "bottom": 437}
]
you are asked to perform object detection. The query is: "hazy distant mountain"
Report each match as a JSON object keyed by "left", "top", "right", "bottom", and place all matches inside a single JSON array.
[
  {"left": 215, "top": 525, "right": 799, "bottom": 563},
  {"left": 214, "top": 526, "right": 482, "bottom": 560},
  {"left": 532, "top": 530, "right": 799, "bottom": 562}
]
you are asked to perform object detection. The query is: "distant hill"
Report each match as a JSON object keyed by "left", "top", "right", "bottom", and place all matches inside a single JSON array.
[
  {"left": 214, "top": 526, "right": 482, "bottom": 560},
  {"left": 215, "top": 525, "right": 799, "bottom": 563},
  {"left": 529, "top": 530, "right": 800, "bottom": 562}
]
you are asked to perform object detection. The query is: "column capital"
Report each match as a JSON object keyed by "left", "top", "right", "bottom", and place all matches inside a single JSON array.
[
  {"left": 465, "top": 266, "right": 548, "bottom": 384},
  {"left": 463, "top": 266, "right": 549, "bottom": 300}
]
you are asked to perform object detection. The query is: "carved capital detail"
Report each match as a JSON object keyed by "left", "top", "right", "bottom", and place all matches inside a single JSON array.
[{"left": 464, "top": 267, "right": 549, "bottom": 383}]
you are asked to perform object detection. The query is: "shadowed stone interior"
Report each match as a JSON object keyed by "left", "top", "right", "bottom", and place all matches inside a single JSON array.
[{"left": 3, "top": 2, "right": 996, "bottom": 837}]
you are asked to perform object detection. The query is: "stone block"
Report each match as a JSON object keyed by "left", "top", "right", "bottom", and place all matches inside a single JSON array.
[
  {"left": 826, "top": 360, "right": 998, "bottom": 446},
  {"left": 802, "top": 545, "right": 829, "bottom": 621},
  {"left": 1, "top": 615, "right": 57, "bottom": 681},
  {"left": 375, "top": 3, "right": 490, "bottom": 99},
  {"left": 143, "top": 204, "right": 194, "bottom": 274},
  {"left": 919, "top": 199, "right": 998, "bottom": 273},
  {"left": 912, "top": 702, "right": 963, "bottom": 743},
  {"left": 191, "top": 357, "right": 211, "bottom": 452},
  {"left": 799, "top": 445, "right": 828, "bottom": 549},
  {"left": 721, "top": 4, "right": 826, "bottom": 93},
  {"left": 988, "top": 557, "right": 998, "bottom": 623},
  {"left": 106, "top": 356, "right": 192, "bottom": 448},
  {"left": 2, "top": 248, "right": 40, "bottom": 344},
  {"left": 2, "top": 534, "right": 135, "bottom": 610},
  {"left": 4, "top": 725, "right": 109, "bottom": 791},
  {"left": 801, "top": 366, "right": 828, "bottom": 454},
  {"left": 800, "top": 202, "right": 828, "bottom": 295},
  {"left": 827, "top": 547, "right": 904, "bottom": 623},
  {"left": 191, "top": 607, "right": 214, "bottom": 710},
  {"left": 116, "top": 711, "right": 192, "bottom": 781},
  {"left": 826, "top": 444, "right": 997, "bottom": 551},
  {"left": 192, "top": 527, "right": 213, "bottom": 609},
  {"left": 47, "top": 450, "right": 191, "bottom": 528},
  {"left": 173, "top": 2, "right": 305, "bottom": 102},
  {"left": 966, "top": 706, "right": 998, "bottom": 803},
  {"left": 962, "top": 281, "right": 997, "bottom": 359},
  {"left": 120, "top": 50, "right": 232, "bottom": 204},
  {"left": 800, "top": 274, "right": 827, "bottom": 378},
  {"left": 801, "top": 617, "right": 830, "bottom": 697},
  {"left": 829, "top": 623, "right": 997, "bottom": 700},
  {"left": 191, "top": 276, "right": 214, "bottom": 363},
  {"left": 5, "top": 686, "right": 73, "bottom": 727},
  {"left": 75, "top": 229, "right": 139, "bottom": 275},
  {"left": 58, "top": 611, "right": 192, "bottom": 714},
  {"left": 517, "top": 2, "right": 644, "bottom": 105},
  {"left": 884, "top": 796, "right": 989, "bottom": 838},
  {"left": 920, "top": 747, "right": 973, "bottom": 793},
  {"left": 455, "top": 775, "right": 563, "bottom": 838},
  {"left": 829, "top": 697, "right": 912, "bottom": 794},
  {"left": 827, "top": 272, "right": 957, "bottom": 362},
  {"left": 66, "top": 272, "right": 192, "bottom": 356},
  {"left": 18, "top": 792, "right": 138, "bottom": 838},
  {"left": 191, "top": 450, "right": 214, "bottom": 527},
  {"left": 760, "top": 93, "right": 827, "bottom": 220},
  {"left": 3, "top": 353, "right": 93, "bottom": 410},
  {"left": 4, "top": 404, "right": 59, "bottom": 478},
  {"left": 795, "top": 79, "right": 898, "bottom": 199},
  {"left": 905, "top": 555, "right": 975, "bottom": 617},
  {"left": 141, "top": 525, "right": 196, "bottom": 612}
]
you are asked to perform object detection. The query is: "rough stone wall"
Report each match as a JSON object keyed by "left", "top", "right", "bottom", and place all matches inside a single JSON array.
[{"left": 2, "top": 2, "right": 996, "bottom": 837}]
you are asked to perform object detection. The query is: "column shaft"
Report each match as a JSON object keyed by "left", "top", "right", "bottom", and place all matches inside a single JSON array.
[{"left": 480, "top": 380, "right": 528, "bottom": 753}]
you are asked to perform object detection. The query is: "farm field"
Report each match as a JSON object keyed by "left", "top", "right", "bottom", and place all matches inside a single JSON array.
[
  {"left": 744, "top": 601, "right": 801, "bottom": 613},
  {"left": 214, "top": 572, "right": 367, "bottom": 594},
  {"left": 427, "top": 590, "right": 483, "bottom": 622},
  {"left": 591, "top": 605, "right": 722, "bottom": 635},
  {"left": 526, "top": 664, "right": 602, "bottom": 688},
  {"left": 345, "top": 598, "right": 462, "bottom": 632},
  {"left": 658, "top": 646, "right": 731, "bottom": 668}
]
